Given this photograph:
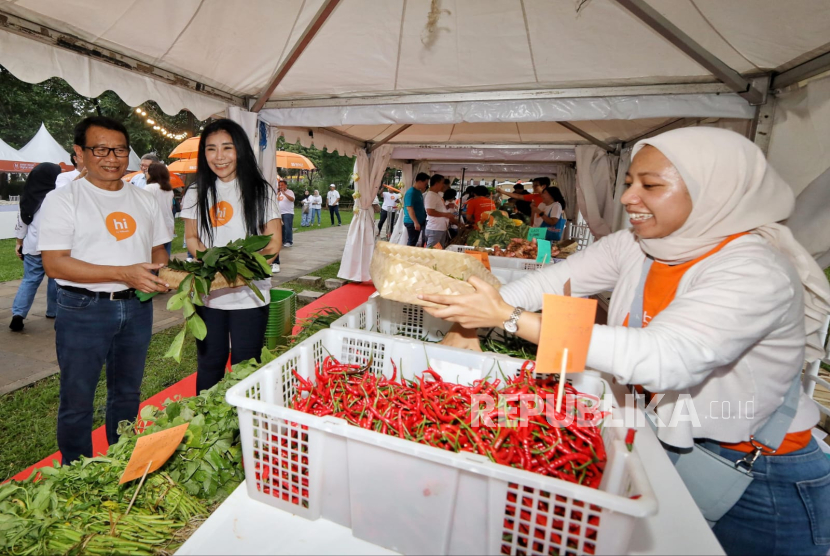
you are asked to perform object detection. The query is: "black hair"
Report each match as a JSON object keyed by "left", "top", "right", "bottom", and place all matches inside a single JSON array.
[
  {"left": 537, "top": 176, "right": 551, "bottom": 187},
  {"left": 475, "top": 185, "right": 490, "bottom": 197},
  {"left": 147, "top": 162, "right": 172, "bottom": 192},
  {"left": 543, "top": 186, "right": 567, "bottom": 211},
  {"left": 429, "top": 174, "right": 445, "bottom": 187},
  {"left": 73, "top": 116, "right": 130, "bottom": 147},
  {"left": 193, "top": 118, "right": 272, "bottom": 245},
  {"left": 443, "top": 188, "right": 457, "bottom": 201},
  {"left": 415, "top": 172, "right": 430, "bottom": 183},
  {"left": 442, "top": 178, "right": 451, "bottom": 186},
  {"left": 513, "top": 184, "right": 525, "bottom": 192}
]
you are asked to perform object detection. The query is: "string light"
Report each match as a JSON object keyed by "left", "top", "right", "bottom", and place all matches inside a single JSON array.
[{"left": 134, "top": 105, "right": 189, "bottom": 144}]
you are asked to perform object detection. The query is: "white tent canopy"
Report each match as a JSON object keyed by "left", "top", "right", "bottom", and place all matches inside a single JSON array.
[
  {"left": 0, "top": 137, "right": 26, "bottom": 162},
  {"left": 17, "top": 123, "right": 71, "bottom": 165},
  {"left": 128, "top": 147, "right": 141, "bottom": 172}
]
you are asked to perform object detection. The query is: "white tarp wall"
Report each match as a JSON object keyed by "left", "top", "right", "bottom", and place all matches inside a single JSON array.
[{"left": 575, "top": 145, "right": 617, "bottom": 239}]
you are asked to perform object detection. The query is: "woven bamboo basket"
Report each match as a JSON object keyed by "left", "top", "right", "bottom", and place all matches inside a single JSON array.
[
  {"left": 159, "top": 267, "right": 248, "bottom": 291},
  {"left": 370, "top": 242, "right": 501, "bottom": 308}
]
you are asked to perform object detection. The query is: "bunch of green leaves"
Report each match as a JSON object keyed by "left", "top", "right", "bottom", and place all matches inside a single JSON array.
[
  {"left": 468, "top": 210, "right": 531, "bottom": 249},
  {"left": 143, "top": 235, "right": 273, "bottom": 362}
]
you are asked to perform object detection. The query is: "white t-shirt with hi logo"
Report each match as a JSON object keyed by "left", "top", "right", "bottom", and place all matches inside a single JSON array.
[
  {"left": 37, "top": 178, "right": 173, "bottom": 292},
  {"left": 181, "top": 178, "right": 280, "bottom": 310}
]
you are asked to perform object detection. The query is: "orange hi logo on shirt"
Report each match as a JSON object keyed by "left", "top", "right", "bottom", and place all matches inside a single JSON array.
[
  {"left": 210, "top": 201, "right": 233, "bottom": 227},
  {"left": 105, "top": 212, "right": 137, "bottom": 241}
]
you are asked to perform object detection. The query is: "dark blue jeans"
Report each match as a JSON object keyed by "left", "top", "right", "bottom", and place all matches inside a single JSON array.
[
  {"left": 55, "top": 288, "right": 153, "bottom": 465},
  {"left": 710, "top": 438, "right": 830, "bottom": 555},
  {"left": 281, "top": 213, "right": 294, "bottom": 245},
  {"left": 12, "top": 254, "right": 56, "bottom": 318},
  {"left": 329, "top": 205, "right": 341, "bottom": 225}
]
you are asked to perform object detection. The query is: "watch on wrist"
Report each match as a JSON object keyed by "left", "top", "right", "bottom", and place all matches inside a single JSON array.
[{"left": 503, "top": 307, "right": 524, "bottom": 334}]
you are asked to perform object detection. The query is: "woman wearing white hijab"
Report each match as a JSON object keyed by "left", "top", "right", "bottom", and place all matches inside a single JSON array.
[{"left": 421, "top": 128, "right": 830, "bottom": 555}]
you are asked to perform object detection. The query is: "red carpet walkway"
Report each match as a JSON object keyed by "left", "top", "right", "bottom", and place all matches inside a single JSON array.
[{"left": 11, "top": 283, "right": 375, "bottom": 482}]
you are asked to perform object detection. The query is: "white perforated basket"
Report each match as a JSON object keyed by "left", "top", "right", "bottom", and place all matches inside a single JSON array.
[{"left": 226, "top": 328, "right": 657, "bottom": 555}]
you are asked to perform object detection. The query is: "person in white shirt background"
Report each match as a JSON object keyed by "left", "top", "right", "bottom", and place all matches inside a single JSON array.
[
  {"left": 377, "top": 187, "right": 399, "bottom": 239},
  {"left": 129, "top": 153, "right": 159, "bottom": 189},
  {"left": 422, "top": 174, "right": 456, "bottom": 248},
  {"left": 310, "top": 189, "right": 323, "bottom": 226},
  {"left": 9, "top": 162, "right": 62, "bottom": 332},
  {"left": 181, "top": 119, "right": 282, "bottom": 393},
  {"left": 326, "top": 183, "right": 341, "bottom": 226},
  {"left": 299, "top": 190, "right": 312, "bottom": 227},
  {"left": 420, "top": 127, "right": 830, "bottom": 556},
  {"left": 277, "top": 179, "right": 295, "bottom": 246},
  {"left": 39, "top": 116, "right": 172, "bottom": 465},
  {"left": 144, "top": 162, "right": 175, "bottom": 256},
  {"left": 531, "top": 185, "right": 567, "bottom": 241},
  {"left": 55, "top": 152, "right": 84, "bottom": 189}
]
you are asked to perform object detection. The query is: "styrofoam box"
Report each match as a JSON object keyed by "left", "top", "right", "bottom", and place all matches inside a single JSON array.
[
  {"left": 447, "top": 244, "right": 565, "bottom": 270},
  {"left": 226, "top": 328, "right": 657, "bottom": 556}
]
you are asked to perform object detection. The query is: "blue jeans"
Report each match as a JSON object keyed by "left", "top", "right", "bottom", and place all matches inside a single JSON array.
[
  {"left": 311, "top": 208, "right": 321, "bottom": 225},
  {"left": 709, "top": 439, "right": 830, "bottom": 555},
  {"left": 12, "top": 254, "right": 57, "bottom": 318},
  {"left": 281, "top": 213, "right": 294, "bottom": 245},
  {"left": 55, "top": 289, "right": 153, "bottom": 464},
  {"left": 301, "top": 210, "right": 311, "bottom": 226},
  {"left": 329, "top": 205, "right": 341, "bottom": 225},
  {"left": 164, "top": 242, "right": 172, "bottom": 257},
  {"left": 405, "top": 222, "right": 423, "bottom": 246}
]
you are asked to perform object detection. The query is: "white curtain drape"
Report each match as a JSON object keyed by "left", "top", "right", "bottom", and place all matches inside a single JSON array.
[
  {"left": 788, "top": 165, "right": 830, "bottom": 269},
  {"left": 575, "top": 145, "right": 617, "bottom": 239},
  {"left": 557, "top": 165, "right": 578, "bottom": 222},
  {"left": 258, "top": 123, "right": 281, "bottom": 188},
  {"left": 390, "top": 163, "right": 413, "bottom": 245},
  {"left": 227, "top": 107, "right": 258, "bottom": 153},
  {"left": 611, "top": 147, "right": 633, "bottom": 233},
  {"left": 338, "top": 145, "right": 393, "bottom": 281}
]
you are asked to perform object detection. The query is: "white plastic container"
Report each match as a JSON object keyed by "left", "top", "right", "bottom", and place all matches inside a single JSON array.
[
  {"left": 446, "top": 244, "right": 565, "bottom": 270},
  {"left": 331, "top": 296, "right": 451, "bottom": 341},
  {"left": 226, "top": 328, "right": 657, "bottom": 555}
]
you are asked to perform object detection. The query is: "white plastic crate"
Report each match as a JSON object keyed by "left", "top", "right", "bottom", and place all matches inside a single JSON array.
[
  {"left": 226, "top": 328, "right": 657, "bottom": 556},
  {"left": 447, "top": 244, "right": 564, "bottom": 270},
  {"left": 331, "top": 295, "right": 451, "bottom": 341}
]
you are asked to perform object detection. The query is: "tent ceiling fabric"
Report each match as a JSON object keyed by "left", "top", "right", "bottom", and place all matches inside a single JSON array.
[{"left": 1, "top": 0, "right": 828, "bottom": 113}]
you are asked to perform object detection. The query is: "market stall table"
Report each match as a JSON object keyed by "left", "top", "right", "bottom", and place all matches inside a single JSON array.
[{"left": 175, "top": 378, "right": 725, "bottom": 556}]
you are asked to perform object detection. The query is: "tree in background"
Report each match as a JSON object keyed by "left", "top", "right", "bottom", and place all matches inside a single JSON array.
[{"left": 276, "top": 136, "right": 355, "bottom": 204}]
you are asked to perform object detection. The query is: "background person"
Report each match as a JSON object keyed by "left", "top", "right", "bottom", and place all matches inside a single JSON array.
[
  {"left": 310, "top": 189, "right": 323, "bottom": 226},
  {"left": 144, "top": 162, "right": 175, "bottom": 256},
  {"left": 55, "top": 152, "right": 84, "bottom": 188},
  {"left": 403, "top": 172, "right": 429, "bottom": 246},
  {"left": 532, "top": 186, "right": 567, "bottom": 241},
  {"left": 378, "top": 187, "right": 399, "bottom": 239},
  {"left": 180, "top": 119, "right": 282, "bottom": 393},
  {"left": 423, "top": 174, "right": 455, "bottom": 248},
  {"left": 421, "top": 128, "right": 830, "bottom": 556},
  {"left": 498, "top": 178, "right": 547, "bottom": 226},
  {"left": 326, "top": 184, "right": 341, "bottom": 226},
  {"left": 300, "top": 190, "right": 312, "bottom": 227},
  {"left": 277, "top": 179, "right": 295, "bottom": 246},
  {"left": 39, "top": 116, "right": 172, "bottom": 465},
  {"left": 129, "top": 153, "right": 159, "bottom": 189},
  {"left": 9, "top": 162, "right": 61, "bottom": 332},
  {"left": 465, "top": 185, "right": 497, "bottom": 226}
]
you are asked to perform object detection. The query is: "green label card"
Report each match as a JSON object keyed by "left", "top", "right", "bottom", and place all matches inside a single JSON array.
[
  {"left": 536, "top": 239, "right": 552, "bottom": 263},
  {"left": 527, "top": 227, "right": 547, "bottom": 241}
]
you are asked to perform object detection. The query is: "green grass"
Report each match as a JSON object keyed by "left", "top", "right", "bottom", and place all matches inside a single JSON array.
[
  {"left": 291, "top": 207, "right": 376, "bottom": 234},
  {"left": 0, "top": 327, "right": 197, "bottom": 482},
  {"left": 277, "top": 262, "right": 343, "bottom": 294},
  {"left": 0, "top": 238, "right": 24, "bottom": 282}
]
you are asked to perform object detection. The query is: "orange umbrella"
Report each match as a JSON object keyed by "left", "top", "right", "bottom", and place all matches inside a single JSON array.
[
  {"left": 123, "top": 170, "right": 186, "bottom": 188},
  {"left": 168, "top": 159, "right": 198, "bottom": 174},
  {"left": 169, "top": 136, "right": 200, "bottom": 159},
  {"left": 276, "top": 151, "right": 316, "bottom": 170}
]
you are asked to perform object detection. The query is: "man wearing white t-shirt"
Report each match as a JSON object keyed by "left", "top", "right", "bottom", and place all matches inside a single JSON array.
[
  {"left": 326, "top": 184, "right": 341, "bottom": 226},
  {"left": 39, "top": 116, "right": 172, "bottom": 465},
  {"left": 423, "top": 174, "right": 456, "bottom": 248},
  {"left": 129, "top": 153, "right": 159, "bottom": 189},
  {"left": 277, "top": 179, "right": 295, "bottom": 247},
  {"left": 377, "top": 188, "right": 399, "bottom": 239}
]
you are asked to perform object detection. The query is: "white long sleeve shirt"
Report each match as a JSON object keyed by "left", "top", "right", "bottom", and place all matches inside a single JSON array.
[{"left": 500, "top": 229, "right": 819, "bottom": 448}]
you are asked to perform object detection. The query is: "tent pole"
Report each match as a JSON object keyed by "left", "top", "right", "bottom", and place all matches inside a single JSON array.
[{"left": 556, "top": 121, "right": 617, "bottom": 153}]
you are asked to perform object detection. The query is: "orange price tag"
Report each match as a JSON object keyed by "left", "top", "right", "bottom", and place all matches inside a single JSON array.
[
  {"left": 466, "top": 250, "right": 491, "bottom": 270},
  {"left": 119, "top": 423, "right": 189, "bottom": 484},
  {"left": 535, "top": 294, "right": 597, "bottom": 374},
  {"left": 433, "top": 243, "right": 444, "bottom": 250}
]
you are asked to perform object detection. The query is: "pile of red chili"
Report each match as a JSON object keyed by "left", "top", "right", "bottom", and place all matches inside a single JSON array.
[{"left": 290, "top": 356, "right": 607, "bottom": 487}]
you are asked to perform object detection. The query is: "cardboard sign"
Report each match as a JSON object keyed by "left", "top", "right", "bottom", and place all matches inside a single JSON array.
[
  {"left": 535, "top": 294, "right": 597, "bottom": 374},
  {"left": 527, "top": 227, "right": 547, "bottom": 241},
  {"left": 119, "top": 423, "right": 189, "bottom": 484},
  {"left": 465, "top": 250, "right": 491, "bottom": 270},
  {"left": 536, "top": 239, "right": 553, "bottom": 263}
]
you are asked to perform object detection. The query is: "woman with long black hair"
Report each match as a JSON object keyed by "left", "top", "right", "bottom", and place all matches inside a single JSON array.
[{"left": 181, "top": 119, "right": 282, "bottom": 392}]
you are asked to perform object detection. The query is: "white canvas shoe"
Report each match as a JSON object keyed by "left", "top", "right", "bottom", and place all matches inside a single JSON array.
[{"left": 271, "top": 263, "right": 280, "bottom": 273}]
